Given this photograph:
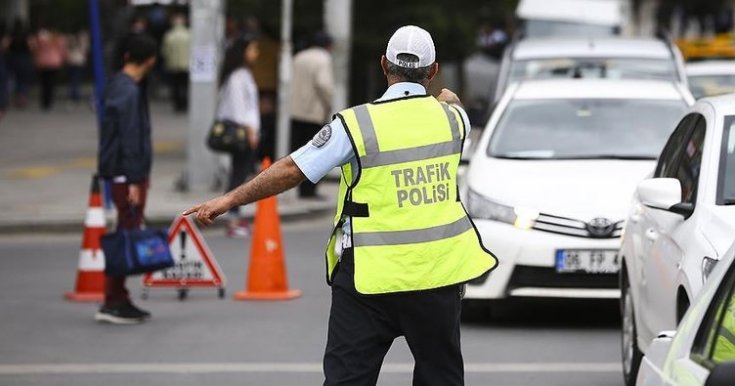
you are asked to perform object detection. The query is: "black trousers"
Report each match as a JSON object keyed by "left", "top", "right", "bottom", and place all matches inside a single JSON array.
[
  {"left": 168, "top": 71, "right": 188, "bottom": 112},
  {"left": 227, "top": 149, "right": 255, "bottom": 215},
  {"left": 39, "top": 69, "right": 58, "bottom": 110},
  {"left": 324, "top": 249, "right": 464, "bottom": 386},
  {"left": 290, "top": 119, "right": 323, "bottom": 197}
]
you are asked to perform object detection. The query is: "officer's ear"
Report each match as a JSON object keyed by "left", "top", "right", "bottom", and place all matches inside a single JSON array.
[
  {"left": 426, "top": 62, "right": 439, "bottom": 83},
  {"left": 380, "top": 55, "right": 390, "bottom": 76}
]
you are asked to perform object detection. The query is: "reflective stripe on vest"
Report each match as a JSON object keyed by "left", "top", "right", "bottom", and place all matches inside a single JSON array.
[
  {"left": 440, "top": 103, "right": 462, "bottom": 140},
  {"left": 356, "top": 103, "right": 463, "bottom": 168},
  {"left": 324, "top": 96, "right": 498, "bottom": 295},
  {"left": 354, "top": 105, "right": 379, "bottom": 153},
  {"left": 352, "top": 217, "right": 472, "bottom": 246}
]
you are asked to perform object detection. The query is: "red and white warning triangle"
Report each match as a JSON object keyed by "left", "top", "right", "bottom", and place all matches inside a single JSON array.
[{"left": 143, "top": 216, "right": 225, "bottom": 288}]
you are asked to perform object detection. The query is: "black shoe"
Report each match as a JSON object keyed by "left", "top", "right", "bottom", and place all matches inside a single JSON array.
[
  {"left": 125, "top": 303, "right": 151, "bottom": 320},
  {"left": 94, "top": 304, "right": 144, "bottom": 324}
]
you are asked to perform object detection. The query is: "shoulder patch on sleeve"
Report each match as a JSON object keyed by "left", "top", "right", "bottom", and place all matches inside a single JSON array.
[{"left": 311, "top": 124, "right": 332, "bottom": 148}]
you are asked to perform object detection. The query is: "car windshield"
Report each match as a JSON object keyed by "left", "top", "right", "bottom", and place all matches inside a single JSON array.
[
  {"left": 720, "top": 119, "right": 735, "bottom": 204},
  {"left": 688, "top": 74, "right": 735, "bottom": 99},
  {"left": 487, "top": 99, "right": 688, "bottom": 160},
  {"left": 509, "top": 58, "right": 677, "bottom": 83},
  {"left": 524, "top": 20, "right": 617, "bottom": 38}
]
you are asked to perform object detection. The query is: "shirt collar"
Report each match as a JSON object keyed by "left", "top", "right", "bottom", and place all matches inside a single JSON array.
[{"left": 375, "top": 82, "right": 427, "bottom": 102}]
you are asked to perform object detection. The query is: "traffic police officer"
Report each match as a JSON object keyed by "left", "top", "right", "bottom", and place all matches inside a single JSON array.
[{"left": 184, "top": 25, "right": 497, "bottom": 386}]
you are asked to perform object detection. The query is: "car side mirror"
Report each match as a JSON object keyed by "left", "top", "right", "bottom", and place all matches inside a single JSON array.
[
  {"left": 636, "top": 178, "right": 694, "bottom": 219},
  {"left": 705, "top": 361, "right": 735, "bottom": 386}
]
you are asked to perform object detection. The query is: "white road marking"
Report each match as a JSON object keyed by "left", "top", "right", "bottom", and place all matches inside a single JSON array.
[{"left": 0, "top": 362, "right": 620, "bottom": 375}]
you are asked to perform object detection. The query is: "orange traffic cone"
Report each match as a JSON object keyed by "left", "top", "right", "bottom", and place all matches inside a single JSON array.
[
  {"left": 65, "top": 175, "right": 106, "bottom": 302},
  {"left": 234, "top": 158, "right": 302, "bottom": 301}
]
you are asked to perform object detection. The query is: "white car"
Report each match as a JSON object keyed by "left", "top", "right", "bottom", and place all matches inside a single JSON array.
[
  {"left": 494, "top": 37, "right": 688, "bottom": 102},
  {"left": 635, "top": 242, "right": 735, "bottom": 386},
  {"left": 463, "top": 78, "right": 693, "bottom": 303},
  {"left": 686, "top": 61, "right": 735, "bottom": 99},
  {"left": 620, "top": 94, "right": 735, "bottom": 385}
]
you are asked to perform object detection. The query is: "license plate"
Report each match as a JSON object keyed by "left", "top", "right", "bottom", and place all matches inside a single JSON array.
[{"left": 555, "top": 249, "right": 620, "bottom": 274}]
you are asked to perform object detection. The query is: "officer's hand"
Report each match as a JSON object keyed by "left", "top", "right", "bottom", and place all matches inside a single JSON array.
[
  {"left": 437, "top": 88, "right": 462, "bottom": 107},
  {"left": 182, "top": 196, "right": 233, "bottom": 226}
]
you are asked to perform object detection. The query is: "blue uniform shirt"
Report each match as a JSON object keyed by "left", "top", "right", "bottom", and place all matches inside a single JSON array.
[{"left": 290, "top": 82, "right": 472, "bottom": 250}]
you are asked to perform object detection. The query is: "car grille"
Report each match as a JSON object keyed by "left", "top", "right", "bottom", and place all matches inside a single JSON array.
[
  {"left": 509, "top": 265, "right": 618, "bottom": 289},
  {"left": 532, "top": 213, "right": 623, "bottom": 239}
]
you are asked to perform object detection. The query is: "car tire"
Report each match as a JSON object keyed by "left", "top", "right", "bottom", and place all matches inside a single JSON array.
[{"left": 622, "top": 272, "right": 643, "bottom": 386}]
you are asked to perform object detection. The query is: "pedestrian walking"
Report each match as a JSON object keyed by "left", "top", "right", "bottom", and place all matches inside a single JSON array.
[
  {"left": 215, "top": 35, "right": 261, "bottom": 238},
  {"left": 184, "top": 25, "right": 497, "bottom": 385},
  {"left": 162, "top": 13, "right": 190, "bottom": 112},
  {"left": 96, "top": 35, "right": 157, "bottom": 324},
  {"left": 30, "top": 25, "right": 66, "bottom": 111},
  {"left": 65, "top": 28, "right": 89, "bottom": 107},
  {"left": 6, "top": 18, "right": 32, "bottom": 109},
  {"left": 288, "top": 31, "right": 334, "bottom": 199}
]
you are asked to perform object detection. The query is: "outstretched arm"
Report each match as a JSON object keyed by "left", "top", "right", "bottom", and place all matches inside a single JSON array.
[
  {"left": 182, "top": 156, "right": 306, "bottom": 226},
  {"left": 437, "top": 88, "right": 463, "bottom": 108}
]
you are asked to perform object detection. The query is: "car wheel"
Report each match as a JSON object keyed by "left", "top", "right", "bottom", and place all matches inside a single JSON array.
[{"left": 622, "top": 275, "right": 643, "bottom": 386}]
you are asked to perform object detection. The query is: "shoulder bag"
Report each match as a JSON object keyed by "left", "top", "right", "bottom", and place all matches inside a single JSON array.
[
  {"left": 102, "top": 226, "right": 174, "bottom": 276},
  {"left": 206, "top": 120, "right": 250, "bottom": 153}
]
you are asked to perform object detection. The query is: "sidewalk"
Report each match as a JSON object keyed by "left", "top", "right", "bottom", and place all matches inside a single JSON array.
[{"left": 0, "top": 100, "right": 336, "bottom": 233}]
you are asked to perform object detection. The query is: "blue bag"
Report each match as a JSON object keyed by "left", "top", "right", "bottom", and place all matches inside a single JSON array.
[{"left": 102, "top": 228, "right": 174, "bottom": 276}]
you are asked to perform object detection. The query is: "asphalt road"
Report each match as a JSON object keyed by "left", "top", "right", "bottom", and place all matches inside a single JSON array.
[{"left": 0, "top": 215, "right": 624, "bottom": 386}]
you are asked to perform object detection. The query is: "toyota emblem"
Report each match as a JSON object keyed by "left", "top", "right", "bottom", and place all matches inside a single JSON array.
[{"left": 586, "top": 217, "right": 615, "bottom": 238}]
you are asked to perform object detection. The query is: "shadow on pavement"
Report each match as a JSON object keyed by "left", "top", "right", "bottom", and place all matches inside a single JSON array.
[{"left": 462, "top": 297, "right": 620, "bottom": 330}]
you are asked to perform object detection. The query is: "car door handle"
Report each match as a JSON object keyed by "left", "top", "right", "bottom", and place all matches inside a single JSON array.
[{"left": 645, "top": 228, "right": 659, "bottom": 242}]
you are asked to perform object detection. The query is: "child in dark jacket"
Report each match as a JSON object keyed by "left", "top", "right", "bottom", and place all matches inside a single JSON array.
[{"left": 96, "top": 34, "right": 157, "bottom": 325}]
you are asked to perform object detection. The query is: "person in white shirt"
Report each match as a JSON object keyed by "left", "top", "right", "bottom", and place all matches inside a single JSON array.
[
  {"left": 162, "top": 14, "right": 190, "bottom": 112},
  {"left": 216, "top": 35, "right": 260, "bottom": 237},
  {"left": 288, "top": 31, "right": 334, "bottom": 198}
]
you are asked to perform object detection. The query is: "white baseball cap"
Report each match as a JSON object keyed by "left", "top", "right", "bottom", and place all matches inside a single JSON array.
[{"left": 385, "top": 25, "right": 436, "bottom": 68}]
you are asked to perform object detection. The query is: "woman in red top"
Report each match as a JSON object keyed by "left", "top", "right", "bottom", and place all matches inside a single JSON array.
[{"left": 30, "top": 25, "right": 66, "bottom": 111}]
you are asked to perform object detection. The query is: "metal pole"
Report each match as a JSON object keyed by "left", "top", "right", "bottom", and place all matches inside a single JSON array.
[
  {"left": 88, "top": 0, "right": 106, "bottom": 127},
  {"left": 324, "top": 0, "right": 352, "bottom": 112},
  {"left": 6, "top": 0, "right": 29, "bottom": 24},
  {"left": 186, "top": 0, "right": 224, "bottom": 191},
  {"left": 275, "top": 0, "right": 294, "bottom": 160}
]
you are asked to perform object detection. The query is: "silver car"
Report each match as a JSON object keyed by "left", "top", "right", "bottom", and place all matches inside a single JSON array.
[{"left": 494, "top": 37, "right": 688, "bottom": 102}]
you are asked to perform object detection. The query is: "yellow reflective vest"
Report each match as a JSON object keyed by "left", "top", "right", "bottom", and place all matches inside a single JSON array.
[
  {"left": 325, "top": 95, "right": 498, "bottom": 295},
  {"left": 713, "top": 296, "right": 735, "bottom": 364}
]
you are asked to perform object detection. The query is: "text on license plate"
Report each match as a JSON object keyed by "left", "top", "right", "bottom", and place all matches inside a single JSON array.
[{"left": 555, "top": 249, "right": 620, "bottom": 274}]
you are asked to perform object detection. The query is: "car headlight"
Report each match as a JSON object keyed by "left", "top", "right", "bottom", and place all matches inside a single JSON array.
[
  {"left": 466, "top": 189, "right": 539, "bottom": 230},
  {"left": 702, "top": 256, "right": 718, "bottom": 282}
]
